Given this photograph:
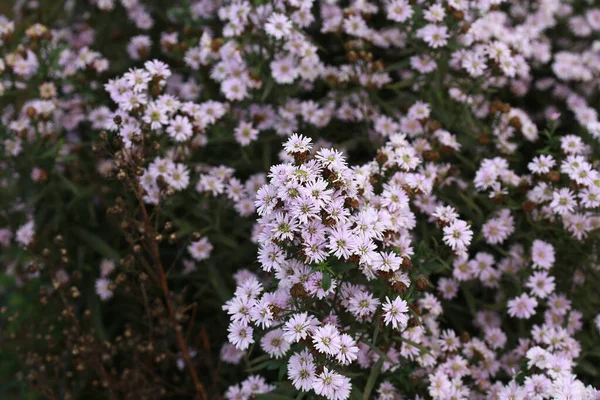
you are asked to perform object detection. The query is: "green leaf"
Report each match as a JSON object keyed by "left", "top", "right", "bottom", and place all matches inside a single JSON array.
[
  {"left": 362, "top": 357, "right": 384, "bottom": 400},
  {"left": 461, "top": 286, "right": 477, "bottom": 316},
  {"left": 278, "top": 361, "right": 287, "bottom": 381},
  {"left": 246, "top": 360, "right": 273, "bottom": 372},
  {"left": 72, "top": 228, "right": 119, "bottom": 260},
  {"left": 262, "top": 79, "right": 274, "bottom": 101},
  {"left": 362, "top": 341, "right": 393, "bottom": 363},
  {"left": 392, "top": 336, "right": 431, "bottom": 355},
  {"left": 86, "top": 279, "right": 108, "bottom": 342},
  {"left": 457, "top": 191, "right": 483, "bottom": 221},
  {"left": 350, "top": 387, "right": 363, "bottom": 400},
  {"left": 515, "top": 358, "right": 529, "bottom": 384},
  {"left": 577, "top": 360, "right": 599, "bottom": 377},
  {"left": 322, "top": 271, "right": 332, "bottom": 291},
  {"left": 332, "top": 263, "right": 356, "bottom": 274},
  {"left": 214, "top": 234, "right": 238, "bottom": 249},
  {"left": 255, "top": 394, "right": 295, "bottom": 400},
  {"left": 57, "top": 173, "right": 82, "bottom": 197},
  {"left": 267, "top": 360, "right": 283, "bottom": 370},
  {"left": 207, "top": 262, "right": 232, "bottom": 303},
  {"left": 372, "top": 319, "right": 380, "bottom": 345},
  {"left": 250, "top": 354, "right": 271, "bottom": 365}
]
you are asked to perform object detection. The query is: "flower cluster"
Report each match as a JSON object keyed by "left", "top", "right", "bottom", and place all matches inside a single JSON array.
[
  {"left": 102, "top": 60, "right": 231, "bottom": 202},
  {"left": 223, "top": 134, "right": 473, "bottom": 399},
  {"left": 0, "top": 0, "right": 600, "bottom": 399}
]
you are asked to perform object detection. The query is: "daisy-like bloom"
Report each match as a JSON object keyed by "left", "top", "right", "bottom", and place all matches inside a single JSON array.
[
  {"left": 165, "top": 164, "right": 190, "bottom": 190},
  {"left": 315, "top": 148, "right": 347, "bottom": 170},
  {"left": 410, "top": 54, "right": 437, "bottom": 73},
  {"left": 481, "top": 211, "right": 514, "bottom": 245},
  {"left": 433, "top": 205, "right": 459, "bottom": 224},
  {"left": 523, "top": 374, "right": 552, "bottom": 399},
  {"left": 303, "top": 238, "right": 328, "bottom": 264},
  {"left": 265, "top": 13, "right": 292, "bottom": 40},
  {"left": 288, "top": 350, "right": 316, "bottom": 392},
  {"left": 484, "top": 327, "right": 507, "bottom": 349},
  {"left": 564, "top": 213, "right": 593, "bottom": 240},
  {"left": 526, "top": 346, "right": 552, "bottom": 370},
  {"left": 377, "top": 381, "right": 399, "bottom": 400},
  {"left": 571, "top": 163, "right": 595, "bottom": 187},
  {"left": 313, "top": 367, "right": 351, "bottom": 400},
  {"left": 312, "top": 324, "right": 341, "bottom": 355},
  {"left": 396, "top": 147, "right": 421, "bottom": 170},
  {"left": 4, "top": 138, "right": 22, "bottom": 156},
  {"left": 270, "top": 212, "right": 298, "bottom": 241},
  {"left": 144, "top": 59, "right": 171, "bottom": 82},
  {"left": 452, "top": 258, "right": 473, "bottom": 281},
  {"left": 284, "top": 133, "right": 312, "bottom": 154},
  {"left": 347, "top": 290, "right": 380, "bottom": 319},
  {"left": 386, "top": 0, "right": 413, "bottom": 22},
  {"left": 424, "top": 3, "right": 445, "bottom": 22},
  {"left": 526, "top": 271, "right": 556, "bottom": 298},
  {"left": 428, "top": 370, "right": 452, "bottom": 399},
  {"left": 468, "top": 252, "right": 495, "bottom": 280},
  {"left": 408, "top": 101, "right": 431, "bottom": 120},
  {"left": 438, "top": 330, "right": 461, "bottom": 352},
  {"left": 187, "top": 237, "right": 213, "bottom": 261},
  {"left": 249, "top": 296, "right": 275, "bottom": 329},
  {"left": 303, "top": 178, "right": 333, "bottom": 207},
  {"left": 220, "top": 343, "right": 245, "bottom": 365},
  {"left": 327, "top": 226, "right": 354, "bottom": 259},
  {"left": 442, "top": 220, "right": 473, "bottom": 252},
  {"left": 234, "top": 121, "right": 259, "bottom": 146},
  {"left": 335, "top": 334, "right": 359, "bottom": 365},
  {"left": 260, "top": 329, "right": 290, "bottom": 359},
  {"left": 282, "top": 312, "right": 319, "bottom": 343},
  {"left": 221, "top": 77, "right": 248, "bottom": 101},
  {"left": 100, "top": 259, "right": 116, "bottom": 277},
  {"left": 417, "top": 24, "right": 449, "bottom": 48},
  {"left": 127, "top": 35, "right": 151, "bottom": 60},
  {"left": 548, "top": 294, "right": 572, "bottom": 316},
  {"left": 381, "top": 185, "right": 409, "bottom": 211},
  {"left": 372, "top": 251, "right": 402, "bottom": 272},
  {"left": 95, "top": 278, "right": 113, "bottom": 301},
  {"left": 531, "top": 240, "right": 555, "bottom": 269},
  {"left": 227, "top": 320, "right": 254, "bottom": 350},
  {"left": 437, "top": 277, "right": 459, "bottom": 300},
  {"left": 499, "top": 54, "right": 517, "bottom": 77},
  {"left": 258, "top": 242, "right": 285, "bottom": 272},
  {"left": 240, "top": 375, "right": 275, "bottom": 396},
  {"left": 549, "top": 374, "right": 587, "bottom": 399},
  {"left": 382, "top": 296, "right": 409, "bottom": 330},
  {"left": 291, "top": 196, "right": 320, "bottom": 224},
  {"left": 166, "top": 115, "right": 193, "bottom": 142},
  {"left": 343, "top": 15, "right": 369, "bottom": 38},
  {"left": 560, "top": 134, "right": 585, "bottom": 154},
  {"left": 550, "top": 188, "right": 577, "bottom": 215},
  {"left": 271, "top": 57, "right": 299, "bottom": 84},
  {"left": 349, "top": 233, "right": 377, "bottom": 265},
  {"left": 16, "top": 220, "right": 35, "bottom": 246},
  {"left": 528, "top": 155, "right": 556, "bottom": 175},
  {"left": 0, "top": 228, "right": 12, "bottom": 247},
  {"left": 123, "top": 68, "right": 151, "bottom": 92},
  {"left": 507, "top": 293, "right": 538, "bottom": 319},
  {"left": 462, "top": 51, "right": 487, "bottom": 77},
  {"left": 223, "top": 295, "right": 253, "bottom": 325}
]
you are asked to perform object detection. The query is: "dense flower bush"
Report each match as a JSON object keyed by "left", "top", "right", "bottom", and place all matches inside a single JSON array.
[{"left": 0, "top": 0, "right": 599, "bottom": 399}]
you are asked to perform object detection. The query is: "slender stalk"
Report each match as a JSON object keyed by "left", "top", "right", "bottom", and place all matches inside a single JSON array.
[{"left": 131, "top": 177, "right": 207, "bottom": 400}]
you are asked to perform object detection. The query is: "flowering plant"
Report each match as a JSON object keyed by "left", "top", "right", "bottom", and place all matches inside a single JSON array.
[{"left": 0, "top": 0, "right": 599, "bottom": 399}]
